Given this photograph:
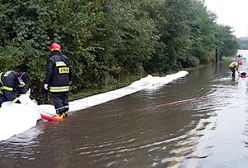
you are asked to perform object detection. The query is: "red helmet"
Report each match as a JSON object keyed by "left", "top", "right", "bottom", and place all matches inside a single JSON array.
[{"left": 50, "top": 42, "right": 61, "bottom": 52}]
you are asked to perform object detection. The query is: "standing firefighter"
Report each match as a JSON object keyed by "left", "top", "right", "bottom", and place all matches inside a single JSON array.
[
  {"left": 0, "top": 71, "right": 29, "bottom": 107},
  {"left": 44, "top": 42, "right": 72, "bottom": 119}
]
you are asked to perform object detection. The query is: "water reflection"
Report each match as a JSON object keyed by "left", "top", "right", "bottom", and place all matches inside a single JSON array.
[
  {"left": 7, "top": 124, "right": 44, "bottom": 144},
  {"left": 68, "top": 73, "right": 217, "bottom": 168},
  {"left": 0, "top": 123, "right": 45, "bottom": 167}
]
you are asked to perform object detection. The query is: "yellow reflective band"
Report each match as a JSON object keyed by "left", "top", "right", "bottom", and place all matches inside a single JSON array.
[
  {"left": 1, "top": 86, "right": 13, "bottom": 91},
  {"left": 59, "top": 67, "right": 69, "bottom": 74},
  {"left": 50, "top": 88, "right": 69, "bottom": 92},
  {"left": 49, "top": 86, "right": 69, "bottom": 92},
  {"left": 12, "top": 97, "right": 19, "bottom": 103},
  {"left": 56, "top": 63, "right": 67, "bottom": 67}
]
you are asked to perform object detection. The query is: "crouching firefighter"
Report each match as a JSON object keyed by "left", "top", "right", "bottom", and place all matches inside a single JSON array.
[
  {"left": 44, "top": 42, "right": 73, "bottom": 119},
  {"left": 229, "top": 60, "right": 242, "bottom": 78},
  {"left": 0, "top": 71, "right": 29, "bottom": 107}
]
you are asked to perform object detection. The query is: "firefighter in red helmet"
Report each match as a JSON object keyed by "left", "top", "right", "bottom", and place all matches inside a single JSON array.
[
  {"left": 44, "top": 42, "right": 73, "bottom": 119},
  {"left": 50, "top": 42, "right": 62, "bottom": 52}
]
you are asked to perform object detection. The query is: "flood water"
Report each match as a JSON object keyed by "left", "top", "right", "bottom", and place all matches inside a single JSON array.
[{"left": 1, "top": 58, "right": 248, "bottom": 168}]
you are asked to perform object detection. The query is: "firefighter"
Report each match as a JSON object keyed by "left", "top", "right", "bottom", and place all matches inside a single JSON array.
[
  {"left": 44, "top": 42, "right": 72, "bottom": 119},
  {"left": 0, "top": 71, "right": 30, "bottom": 107},
  {"left": 229, "top": 60, "right": 242, "bottom": 78}
]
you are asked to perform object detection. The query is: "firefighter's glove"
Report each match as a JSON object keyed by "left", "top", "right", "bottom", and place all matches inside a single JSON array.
[{"left": 44, "top": 84, "right": 49, "bottom": 90}]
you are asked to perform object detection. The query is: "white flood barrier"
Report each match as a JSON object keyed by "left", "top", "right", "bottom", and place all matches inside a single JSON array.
[
  {"left": 0, "top": 71, "right": 188, "bottom": 141},
  {"left": 69, "top": 71, "right": 188, "bottom": 111}
]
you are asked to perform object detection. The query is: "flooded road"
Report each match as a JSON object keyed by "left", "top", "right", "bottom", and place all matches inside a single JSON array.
[{"left": 1, "top": 57, "right": 248, "bottom": 168}]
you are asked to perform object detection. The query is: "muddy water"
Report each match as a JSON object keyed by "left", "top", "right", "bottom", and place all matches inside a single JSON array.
[{"left": 1, "top": 61, "right": 248, "bottom": 168}]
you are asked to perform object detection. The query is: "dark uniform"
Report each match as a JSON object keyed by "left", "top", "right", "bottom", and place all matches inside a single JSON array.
[
  {"left": 0, "top": 71, "right": 29, "bottom": 106},
  {"left": 44, "top": 43, "right": 72, "bottom": 117}
]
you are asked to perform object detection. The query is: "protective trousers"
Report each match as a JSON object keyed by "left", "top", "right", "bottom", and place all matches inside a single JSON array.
[
  {"left": 0, "top": 94, "right": 6, "bottom": 107},
  {"left": 229, "top": 67, "right": 236, "bottom": 77},
  {"left": 51, "top": 92, "right": 69, "bottom": 115}
]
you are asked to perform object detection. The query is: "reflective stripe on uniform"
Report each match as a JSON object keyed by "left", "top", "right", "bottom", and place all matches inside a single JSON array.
[
  {"left": 56, "top": 105, "right": 69, "bottom": 110},
  {"left": 12, "top": 97, "right": 19, "bottom": 103},
  {"left": 1, "top": 86, "right": 13, "bottom": 91},
  {"left": 0, "top": 72, "right": 14, "bottom": 93},
  {"left": 56, "top": 61, "right": 67, "bottom": 67},
  {"left": 49, "top": 86, "right": 69, "bottom": 92}
]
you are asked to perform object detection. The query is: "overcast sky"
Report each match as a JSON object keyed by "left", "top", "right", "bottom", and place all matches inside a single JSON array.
[{"left": 204, "top": 0, "right": 248, "bottom": 38}]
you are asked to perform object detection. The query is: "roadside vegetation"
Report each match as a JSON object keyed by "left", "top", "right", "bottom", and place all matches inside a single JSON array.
[
  {"left": 0, "top": 0, "right": 239, "bottom": 103},
  {"left": 238, "top": 37, "right": 248, "bottom": 50}
]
